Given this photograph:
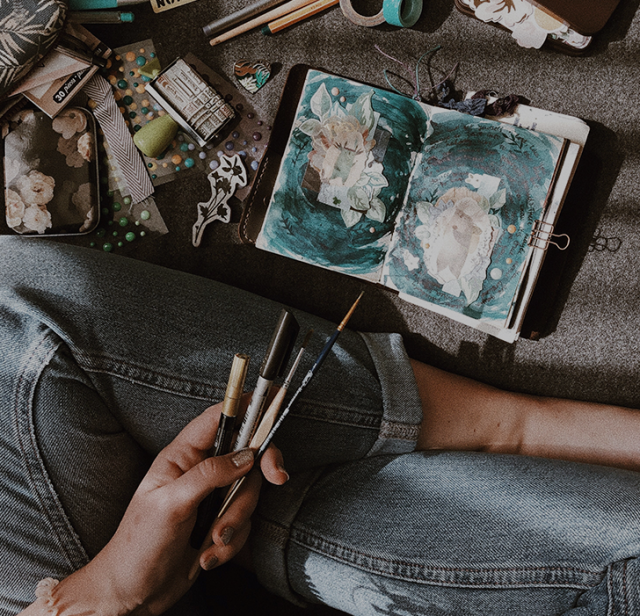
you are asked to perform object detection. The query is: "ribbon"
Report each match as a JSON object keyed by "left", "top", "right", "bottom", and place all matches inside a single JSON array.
[{"left": 83, "top": 73, "right": 154, "bottom": 204}]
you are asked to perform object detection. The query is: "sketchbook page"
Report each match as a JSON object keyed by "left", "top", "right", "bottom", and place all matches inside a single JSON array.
[
  {"left": 381, "top": 106, "right": 566, "bottom": 332},
  {"left": 255, "top": 69, "right": 427, "bottom": 282}
]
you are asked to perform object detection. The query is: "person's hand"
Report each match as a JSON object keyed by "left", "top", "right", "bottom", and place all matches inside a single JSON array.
[{"left": 24, "top": 400, "right": 288, "bottom": 616}]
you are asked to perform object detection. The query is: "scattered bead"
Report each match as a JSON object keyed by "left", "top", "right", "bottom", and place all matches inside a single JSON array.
[
  {"left": 125, "top": 232, "right": 136, "bottom": 242},
  {"left": 225, "top": 141, "right": 234, "bottom": 151},
  {"left": 251, "top": 160, "right": 259, "bottom": 171},
  {"left": 232, "top": 131, "right": 240, "bottom": 139},
  {"left": 96, "top": 228, "right": 106, "bottom": 237},
  {"left": 331, "top": 87, "right": 340, "bottom": 96},
  {"left": 139, "top": 231, "right": 146, "bottom": 237},
  {"left": 123, "top": 196, "right": 132, "bottom": 206},
  {"left": 117, "top": 79, "right": 127, "bottom": 89},
  {"left": 180, "top": 143, "right": 189, "bottom": 152},
  {"left": 140, "top": 210, "right": 151, "bottom": 220},
  {"left": 184, "top": 158, "right": 195, "bottom": 168},
  {"left": 247, "top": 113, "right": 254, "bottom": 119},
  {"left": 209, "top": 160, "right": 219, "bottom": 170},
  {"left": 188, "top": 143, "right": 195, "bottom": 151},
  {"left": 199, "top": 151, "right": 207, "bottom": 159},
  {"left": 171, "top": 154, "right": 182, "bottom": 164},
  {"left": 136, "top": 56, "right": 147, "bottom": 66},
  {"left": 103, "top": 242, "right": 113, "bottom": 252},
  {"left": 112, "top": 202, "right": 121, "bottom": 211},
  {"left": 119, "top": 217, "right": 128, "bottom": 227}
]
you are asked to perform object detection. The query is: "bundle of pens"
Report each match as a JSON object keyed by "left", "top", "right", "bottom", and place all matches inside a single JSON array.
[
  {"left": 189, "top": 292, "right": 363, "bottom": 571},
  {"left": 202, "top": 0, "right": 340, "bottom": 46}
]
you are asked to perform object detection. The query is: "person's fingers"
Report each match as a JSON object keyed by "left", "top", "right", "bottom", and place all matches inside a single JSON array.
[
  {"left": 199, "top": 520, "right": 252, "bottom": 571},
  {"left": 259, "top": 444, "right": 289, "bottom": 485},
  {"left": 150, "top": 395, "right": 256, "bottom": 482},
  {"left": 170, "top": 448, "right": 255, "bottom": 510},
  {"left": 198, "top": 469, "right": 263, "bottom": 569}
]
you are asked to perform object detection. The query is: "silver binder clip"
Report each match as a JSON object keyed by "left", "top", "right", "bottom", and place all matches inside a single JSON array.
[{"left": 528, "top": 220, "right": 570, "bottom": 251}]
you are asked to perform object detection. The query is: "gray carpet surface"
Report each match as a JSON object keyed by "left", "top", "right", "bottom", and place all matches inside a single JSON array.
[{"left": 86, "top": 0, "right": 640, "bottom": 409}]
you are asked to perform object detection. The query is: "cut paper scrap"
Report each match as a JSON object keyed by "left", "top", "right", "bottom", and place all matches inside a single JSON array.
[
  {"left": 458, "top": 0, "right": 591, "bottom": 50},
  {"left": 192, "top": 153, "right": 248, "bottom": 247}
]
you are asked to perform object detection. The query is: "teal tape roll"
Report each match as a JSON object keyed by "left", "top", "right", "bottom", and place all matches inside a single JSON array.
[{"left": 382, "top": 0, "right": 423, "bottom": 27}]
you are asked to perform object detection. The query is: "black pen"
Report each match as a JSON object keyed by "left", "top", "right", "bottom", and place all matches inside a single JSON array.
[
  {"left": 233, "top": 309, "right": 299, "bottom": 451},
  {"left": 189, "top": 353, "right": 249, "bottom": 549}
]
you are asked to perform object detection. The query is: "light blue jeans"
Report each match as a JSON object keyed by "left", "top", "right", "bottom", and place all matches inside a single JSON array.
[{"left": 1, "top": 237, "right": 640, "bottom": 616}]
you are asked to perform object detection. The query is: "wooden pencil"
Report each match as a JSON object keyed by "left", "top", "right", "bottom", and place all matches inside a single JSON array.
[
  {"left": 209, "top": 0, "right": 317, "bottom": 46},
  {"left": 262, "top": 0, "right": 339, "bottom": 35}
]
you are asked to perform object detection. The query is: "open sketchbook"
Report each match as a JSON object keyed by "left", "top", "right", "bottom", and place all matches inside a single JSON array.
[{"left": 244, "top": 66, "right": 589, "bottom": 341}]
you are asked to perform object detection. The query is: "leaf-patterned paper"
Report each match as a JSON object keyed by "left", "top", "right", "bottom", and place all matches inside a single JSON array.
[{"left": 0, "top": 0, "right": 67, "bottom": 98}]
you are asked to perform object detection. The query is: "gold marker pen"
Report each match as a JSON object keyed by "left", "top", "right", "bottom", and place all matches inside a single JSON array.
[
  {"left": 190, "top": 353, "right": 249, "bottom": 549},
  {"left": 212, "top": 353, "right": 250, "bottom": 456}
]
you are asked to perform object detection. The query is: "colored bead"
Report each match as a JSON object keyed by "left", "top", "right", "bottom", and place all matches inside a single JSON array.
[
  {"left": 184, "top": 158, "right": 195, "bottom": 168},
  {"left": 112, "top": 202, "right": 121, "bottom": 211},
  {"left": 123, "top": 95, "right": 133, "bottom": 105},
  {"left": 252, "top": 132, "right": 262, "bottom": 141},
  {"left": 136, "top": 56, "right": 147, "bottom": 66},
  {"left": 180, "top": 143, "right": 189, "bottom": 152},
  {"left": 232, "top": 131, "right": 240, "bottom": 139},
  {"left": 96, "top": 228, "right": 106, "bottom": 237},
  {"left": 119, "top": 217, "right": 128, "bottom": 227},
  {"left": 209, "top": 160, "right": 219, "bottom": 170},
  {"left": 123, "top": 196, "right": 132, "bottom": 206},
  {"left": 251, "top": 160, "right": 259, "bottom": 171},
  {"left": 199, "top": 152, "right": 206, "bottom": 159},
  {"left": 140, "top": 210, "right": 150, "bottom": 220},
  {"left": 117, "top": 80, "right": 128, "bottom": 89},
  {"left": 103, "top": 242, "right": 113, "bottom": 252},
  {"left": 225, "top": 141, "right": 234, "bottom": 150},
  {"left": 140, "top": 231, "right": 146, "bottom": 237},
  {"left": 125, "top": 232, "right": 136, "bottom": 241}
]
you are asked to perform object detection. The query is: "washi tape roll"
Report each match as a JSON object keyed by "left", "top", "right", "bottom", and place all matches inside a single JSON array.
[
  {"left": 383, "top": 0, "right": 423, "bottom": 27},
  {"left": 339, "top": 0, "right": 386, "bottom": 27}
]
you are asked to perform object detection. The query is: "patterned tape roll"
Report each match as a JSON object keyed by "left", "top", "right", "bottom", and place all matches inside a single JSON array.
[
  {"left": 339, "top": 0, "right": 386, "bottom": 27},
  {"left": 383, "top": 0, "right": 423, "bottom": 27}
]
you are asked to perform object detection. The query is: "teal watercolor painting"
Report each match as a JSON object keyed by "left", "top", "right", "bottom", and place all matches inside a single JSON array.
[
  {"left": 382, "top": 109, "right": 564, "bottom": 327},
  {"left": 257, "top": 69, "right": 565, "bottom": 329},
  {"left": 256, "top": 69, "right": 428, "bottom": 280}
]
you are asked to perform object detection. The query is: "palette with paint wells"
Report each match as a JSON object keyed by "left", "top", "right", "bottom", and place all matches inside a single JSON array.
[{"left": 98, "top": 41, "right": 272, "bottom": 203}]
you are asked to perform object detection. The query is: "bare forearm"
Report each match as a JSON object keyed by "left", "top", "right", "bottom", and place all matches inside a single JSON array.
[{"left": 412, "top": 359, "right": 640, "bottom": 471}]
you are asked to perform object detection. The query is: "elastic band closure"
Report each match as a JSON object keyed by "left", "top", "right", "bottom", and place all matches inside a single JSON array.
[
  {"left": 339, "top": 0, "right": 385, "bottom": 27},
  {"left": 383, "top": 0, "right": 423, "bottom": 27}
]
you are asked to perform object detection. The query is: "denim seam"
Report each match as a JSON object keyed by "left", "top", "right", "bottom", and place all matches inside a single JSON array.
[
  {"left": 72, "top": 351, "right": 226, "bottom": 401},
  {"left": 13, "top": 331, "right": 89, "bottom": 571},
  {"left": 289, "top": 528, "right": 604, "bottom": 590},
  {"left": 74, "top": 351, "right": 388, "bottom": 428}
]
